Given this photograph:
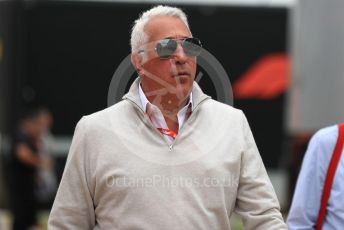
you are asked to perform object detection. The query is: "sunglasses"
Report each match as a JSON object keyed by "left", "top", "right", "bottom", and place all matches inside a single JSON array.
[{"left": 139, "top": 37, "right": 202, "bottom": 59}]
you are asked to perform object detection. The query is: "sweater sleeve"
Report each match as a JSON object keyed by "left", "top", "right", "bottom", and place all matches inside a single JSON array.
[
  {"left": 234, "top": 111, "right": 287, "bottom": 229},
  {"left": 48, "top": 117, "right": 95, "bottom": 229}
]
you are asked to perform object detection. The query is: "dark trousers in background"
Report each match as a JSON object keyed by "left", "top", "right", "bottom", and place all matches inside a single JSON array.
[{"left": 10, "top": 172, "right": 37, "bottom": 230}]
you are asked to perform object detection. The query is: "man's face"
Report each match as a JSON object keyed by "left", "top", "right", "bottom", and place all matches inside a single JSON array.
[
  {"left": 138, "top": 16, "right": 197, "bottom": 107},
  {"left": 24, "top": 118, "right": 43, "bottom": 140}
]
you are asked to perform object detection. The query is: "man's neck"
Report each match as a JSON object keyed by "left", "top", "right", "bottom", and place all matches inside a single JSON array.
[
  {"left": 149, "top": 94, "right": 188, "bottom": 115},
  {"left": 140, "top": 84, "right": 191, "bottom": 133}
]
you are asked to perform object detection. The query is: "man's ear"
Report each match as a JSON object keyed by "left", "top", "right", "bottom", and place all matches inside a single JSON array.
[{"left": 131, "top": 53, "right": 143, "bottom": 76}]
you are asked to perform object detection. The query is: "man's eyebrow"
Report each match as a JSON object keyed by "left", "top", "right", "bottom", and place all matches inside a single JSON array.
[{"left": 163, "top": 36, "right": 190, "bottom": 40}]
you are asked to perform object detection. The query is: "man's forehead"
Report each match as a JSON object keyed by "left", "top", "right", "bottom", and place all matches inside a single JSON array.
[{"left": 144, "top": 16, "right": 191, "bottom": 41}]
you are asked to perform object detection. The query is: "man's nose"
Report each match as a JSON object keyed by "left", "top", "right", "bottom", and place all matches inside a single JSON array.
[{"left": 173, "top": 43, "right": 187, "bottom": 63}]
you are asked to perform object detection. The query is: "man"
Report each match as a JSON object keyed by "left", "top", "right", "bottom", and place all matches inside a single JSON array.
[
  {"left": 288, "top": 124, "right": 344, "bottom": 229},
  {"left": 9, "top": 109, "right": 45, "bottom": 230},
  {"left": 48, "top": 5, "right": 286, "bottom": 229}
]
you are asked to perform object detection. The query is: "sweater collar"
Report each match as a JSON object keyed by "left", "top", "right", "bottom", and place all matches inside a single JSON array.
[{"left": 122, "top": 77, "right": 210, "bottom": 111}]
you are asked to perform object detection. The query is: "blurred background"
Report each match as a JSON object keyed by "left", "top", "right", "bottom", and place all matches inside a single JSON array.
[{"left": 0, "top": 0, "right": 343, "bottom": 229}]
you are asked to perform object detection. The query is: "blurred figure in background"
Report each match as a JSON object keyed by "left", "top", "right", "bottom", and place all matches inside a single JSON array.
[
  {"left": 288, "top": 124, "right": 344, "bottom": 229},
  {"left": 8, "top": 107, "right": 57, "bottom": 230},
  {"left": 9, "top": 108, "right": 45, "bottom": 230}
]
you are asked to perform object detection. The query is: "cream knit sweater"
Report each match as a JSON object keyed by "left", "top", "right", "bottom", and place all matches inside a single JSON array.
[{"left": 48, "top": 78, "right": 287, "bottom": 229}]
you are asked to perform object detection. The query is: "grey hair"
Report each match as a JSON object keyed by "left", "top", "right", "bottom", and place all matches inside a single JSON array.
[{"left": 130, "top": 5, "right": 190, "bottom": 53}]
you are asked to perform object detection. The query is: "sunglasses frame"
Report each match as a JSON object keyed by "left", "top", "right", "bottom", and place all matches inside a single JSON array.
[{"left": 138, "top": 37, "right": 202, "bottom": 59}]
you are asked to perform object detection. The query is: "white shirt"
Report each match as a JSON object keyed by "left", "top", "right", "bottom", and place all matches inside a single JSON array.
[
  {"left": 138, "top": 83, "right": 193, "bottom": 143},
  {"left": 287, "top": 125, "right": 344, "bottom": 230}
]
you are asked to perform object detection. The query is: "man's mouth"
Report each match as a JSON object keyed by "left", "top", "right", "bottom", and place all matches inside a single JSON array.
[{"left": 175, "top": 71, "right": 190, "bottom": 77}]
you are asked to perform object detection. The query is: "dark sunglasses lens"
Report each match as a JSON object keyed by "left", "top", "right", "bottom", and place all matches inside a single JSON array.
[
  {"left": 183, "top": 38, "right": 202, "bottom": 57},
  {"left": 156, "top": 39, "right": 177, "bottom": 58}
]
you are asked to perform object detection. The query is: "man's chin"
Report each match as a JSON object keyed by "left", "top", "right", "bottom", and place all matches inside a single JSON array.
[
  {"left": 173, "top": 74, "right": 193, "bottom": 83},
  {"left": 173, "top": 87, "right": 192, "bottom": 101}
]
